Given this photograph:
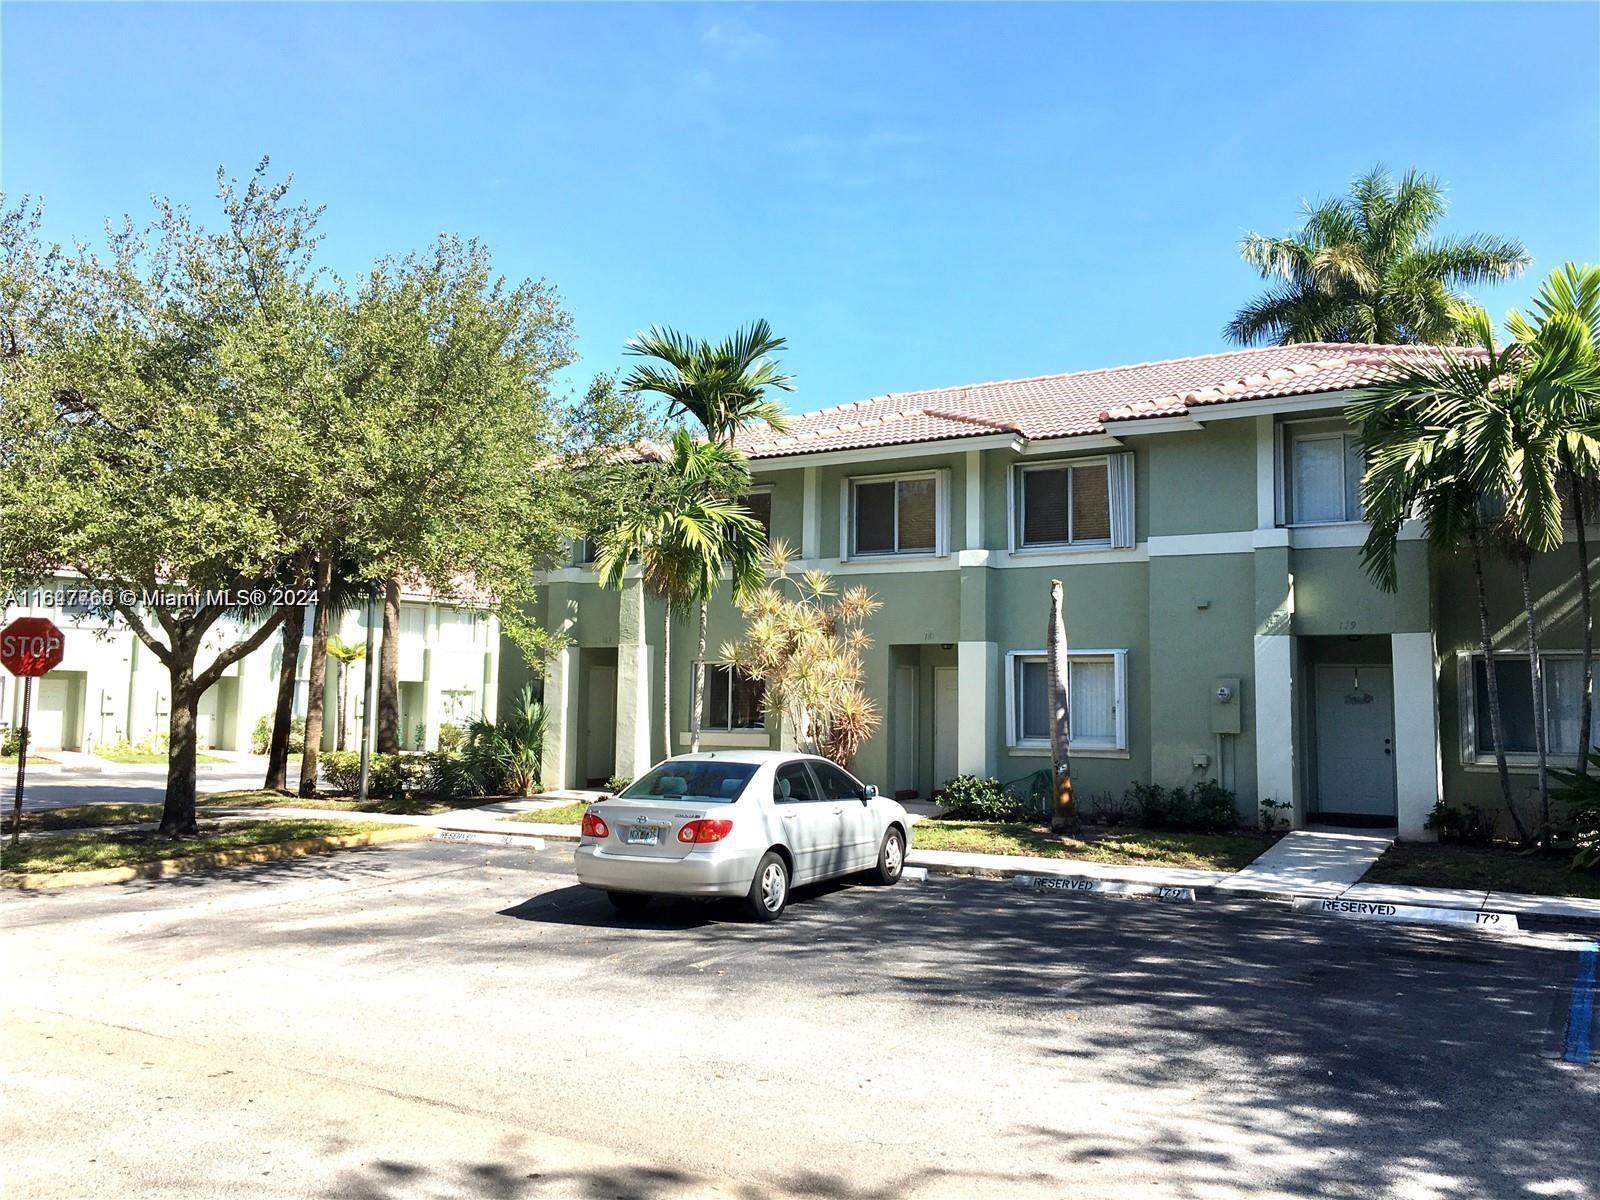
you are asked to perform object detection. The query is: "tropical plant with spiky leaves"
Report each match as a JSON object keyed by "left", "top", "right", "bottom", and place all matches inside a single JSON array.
[
  {"left": 596, "top": 431, "right": 766, "bottom": 761},
  {"left": 721, "top": 541, "right": 882, "bottom": 766},
  {"left": 1354, "top": 298, "right": 1600, "bottom": 843},
  {"left": 621, "top": 320, "right": 793, "bottom": 749},
  {"left": 1227, "top": 167, "right": 1527, "bottom": 347}
]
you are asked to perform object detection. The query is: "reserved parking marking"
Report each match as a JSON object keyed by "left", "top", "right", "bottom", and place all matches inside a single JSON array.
[
  {"left": 1292, "top": 895, "right": 1519, "bottom": 932},
  {"left": 435, "top": 830, "right": 546, "bottom": 850},
  {"left": 1014, "top": 874, "right": 1196, "bottom": 903}
]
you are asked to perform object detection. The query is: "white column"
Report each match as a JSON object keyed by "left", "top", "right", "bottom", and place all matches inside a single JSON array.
[
  {"left": 1255, "top": 414, "right": 1278, "bottom": 530},
  {"left": 957, "top": 640, "right": 998, "bottom": 778},
  {"left": 1391, "top": 631, "right": 1441, "bottom": 840},
  {"left": 540, "top": 646, "right": 576, "bottom": 791},
  {"left": 802, "top": 466, "right": 820, "bottom": 561},
  {"left": 614, "top": 641, "right": 653, "bottom": 781},
  {"left": 1254, "top": 633, "right": 1298, "bottom": 821}
]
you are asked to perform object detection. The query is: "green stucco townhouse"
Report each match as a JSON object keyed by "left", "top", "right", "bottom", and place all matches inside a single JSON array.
[{"left": 501, "top": 343, "right": 1594, "bottom": 840}]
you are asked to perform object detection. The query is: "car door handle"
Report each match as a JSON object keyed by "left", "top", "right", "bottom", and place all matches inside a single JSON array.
[
  {"left": 831, "top": 806, "right": 843, "bottom": 814},
  {"left": 783, "top": 813, "right": 798, "bottom": 820}
]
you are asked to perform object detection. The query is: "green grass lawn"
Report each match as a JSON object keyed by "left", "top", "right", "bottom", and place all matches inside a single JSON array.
[
  {"left": 96, "top": 746, "right": 227, "bottom": 765},
  {"left": 199, "top": 789, "right": 499, "bottom": 816},
  {"left": 1362, "top": 842, "right": 1600, "bottom": 899},
  {"left": 18, "top": 804, "right": 166, "bottom": 832},
  {"left": 1, "top": 818, "right": 392, "bottom": 875},
  {"left": 508, "top": 802, "right": 589, "bottom": 825},
  {"left": 1, "top": 753, "right": 56, "bottom": 765},
  {"left": 909, "top": 819, "right": 1276, "bottom": 871}
]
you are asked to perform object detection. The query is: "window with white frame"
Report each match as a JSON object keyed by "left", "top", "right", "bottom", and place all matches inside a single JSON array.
[
  {"left": 1465, "top": 652, "right": 1595, "bottom": 761},
  {"left": 1284, "top": 423, "right": 1365, "bottom": 525},
  {"left": 1013, "top": 454, "right": 1135, "bottom": 550},
  {"left": 703, "top": 663, "right": 766, "bottom": 731},
  {"left": 1006, "top": 650, "right": 1127, "bottom": 752},
  {"left": 847, "top": 472, "right": 943, "bottom": 558}
]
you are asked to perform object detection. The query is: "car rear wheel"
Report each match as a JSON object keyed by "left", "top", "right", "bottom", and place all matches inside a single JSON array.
[
  {"left": 871, "top": 828, "right": 905, "bottom": 885},
  {"left": 606, "top": 891, "right": 652, "bottom": 913},
  {"left": 743, "top": 851, "right": 790, "bottom": 922}
]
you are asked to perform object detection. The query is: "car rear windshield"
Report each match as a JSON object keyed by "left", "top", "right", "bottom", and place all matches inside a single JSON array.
[{"left": 619, "top": 761, "right": 758, "bottom": 804}]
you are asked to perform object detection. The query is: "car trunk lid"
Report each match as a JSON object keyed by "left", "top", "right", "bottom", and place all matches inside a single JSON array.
[{"left": 589, "top": 798, "right": 715, "bottom": 860}]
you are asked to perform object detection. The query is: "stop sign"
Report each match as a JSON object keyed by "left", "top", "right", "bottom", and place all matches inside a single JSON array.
[{"left": 1, "top": 617, "right": 65, "bottom": 677}]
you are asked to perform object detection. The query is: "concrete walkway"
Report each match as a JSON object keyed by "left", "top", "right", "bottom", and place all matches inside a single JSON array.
[{"left": 1213, "top": 829, "right": 1393, "bottom": 898}]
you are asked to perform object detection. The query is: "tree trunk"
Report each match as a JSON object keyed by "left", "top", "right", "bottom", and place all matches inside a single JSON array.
[
  {"left": 264, "top": 602, "right": 305, "bottom": 791},
  {"left": 1047, "top": 579, "right": 1076, "bottom": 833},
  {"left": 377, "top": 576, "right": 401, "bottom": 753},
  {"left": 1518, "top": 552, "right": 1552, "bottom": 846},
  {"left": 336, "top": 665, "right": 349, "bottom": 752},
  {"left": 159, "top": 670, "right": 201, "bottom": 837},
  {"left": 1575, "top": 487, "right": 1594, "bottom": 778},
  {"left": 299, "top": 557, "right": 334, "bottom": 798},
  {"left": 661, "top": 604, "right": 672, "bottom": 764},
  {"left": 689, "top": 601, "right": 708, "bottom": 754},
  {"left": 1470, "top": 532, "right": 1525, "bottom": 842}
]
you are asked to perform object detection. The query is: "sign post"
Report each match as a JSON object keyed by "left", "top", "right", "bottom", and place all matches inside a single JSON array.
[{"left": 2, "top": 617, "right": 66, "bottom": 847}]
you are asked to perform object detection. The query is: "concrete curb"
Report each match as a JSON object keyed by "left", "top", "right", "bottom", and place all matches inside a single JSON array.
[{"left": 1, "top": 824, "right": 435, "bottom": 891}]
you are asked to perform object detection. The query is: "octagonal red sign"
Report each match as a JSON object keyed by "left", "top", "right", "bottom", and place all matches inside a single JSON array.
[{"left": 1, "top": 617, "right": 65, "bottom": 677}]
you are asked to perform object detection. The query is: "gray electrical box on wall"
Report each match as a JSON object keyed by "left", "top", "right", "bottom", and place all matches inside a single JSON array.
[{"left": 1211, "top": 676, "right": 1242, "bottom": 734}]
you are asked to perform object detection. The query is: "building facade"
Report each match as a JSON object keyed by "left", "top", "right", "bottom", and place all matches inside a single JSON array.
[
  {"left": 505, "top": 344, "right": 1594, "bottom": 838},
  {"left": 2, "top": 580, "right": 500, "bottom": 756}
]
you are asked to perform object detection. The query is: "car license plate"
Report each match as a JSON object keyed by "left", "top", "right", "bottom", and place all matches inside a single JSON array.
[{"left": 626, "top": 827, "right": 659, "bottom": 846}]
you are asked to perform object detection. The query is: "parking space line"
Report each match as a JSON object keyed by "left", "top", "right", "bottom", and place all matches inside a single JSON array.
[{"left": 1563, "top": 945, "right": 1597, "bottom": 1065}]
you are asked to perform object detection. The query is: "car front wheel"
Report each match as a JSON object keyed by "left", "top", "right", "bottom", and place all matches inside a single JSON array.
[
  {"left": 743, "top": 851, "right": 790, "bottom": 922},
  {"left": 871, "top": 828, "right": 906, "bottom": 885}
]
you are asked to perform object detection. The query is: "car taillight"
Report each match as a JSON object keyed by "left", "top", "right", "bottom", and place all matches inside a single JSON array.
[
  {"left": 677, "top": 819, "right": 734, "bottom": 844},
  {"left": 581, "top": 811, "right": 610, "bottom": 839}
]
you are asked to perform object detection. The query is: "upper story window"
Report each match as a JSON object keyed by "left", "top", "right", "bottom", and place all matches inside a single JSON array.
[
  {"left": 1012, "top": 453, "right": 1135, "bottom": 551},
  {"left": 574, "top": 537, "right": 598, "bottom": 566},
  {"left": 1284, "top": 423, "right": 1364, "bottom": 525},
  {"left": 847, "top": 471, "right": 945, "bottom": 558},
  {"left": 703, "top": 663, "right": 765, "bottom": 731},
  {"left": 744, "top": 489, "right": 773, "bottom": 541},
  {"left": 1005, "top": 649, "right": 1128, "bottom": 754}
]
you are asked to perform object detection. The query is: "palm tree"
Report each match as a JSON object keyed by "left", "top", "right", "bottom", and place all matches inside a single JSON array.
[
  {"left": 1226, "top": 167, "right": 1527, "bottom": 347},
  {"left": 596, "top": 432, "right": 766, "bottom": 761},
  {"left": 622, "top": 321, "right": 792, "bottom": 749},
  {"left": 1508, "top": 265, "right": 1600, "bottom": 777},
  {"left": 1356, "top": 303, "right": 1600, "bottom": 843},
  {"left": 326, "top": 634, "right": 367, "bottom": 752}
]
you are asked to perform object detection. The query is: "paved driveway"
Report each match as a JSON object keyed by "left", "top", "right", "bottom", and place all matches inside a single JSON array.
[{"left": 3, "top": 840, "right": 1596, "bottom": 1199}]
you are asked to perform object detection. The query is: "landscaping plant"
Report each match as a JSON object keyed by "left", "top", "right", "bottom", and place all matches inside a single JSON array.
[{"left": 937, "top": 775, "right": 1021, "bottom": 822}]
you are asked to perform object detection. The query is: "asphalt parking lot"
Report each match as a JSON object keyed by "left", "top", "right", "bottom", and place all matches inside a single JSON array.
[{"left": 4, "top": 838, "right": 1597, "bottom": 1199}]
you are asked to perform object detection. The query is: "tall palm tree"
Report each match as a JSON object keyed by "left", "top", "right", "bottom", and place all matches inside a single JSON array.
[
  {"left": 1356, "top": 304, "right": 1600, "bottom": 843},
  {"left": 596, "top": 432, "right": 766, "bottom": 761},
  {"left": 1227, "top": 167, "right": 1528, "bottom": 347},
  {"left": 622, "top": 320, "right": 792, "bottom": 749},
  {"left": 1508, "top": 264, "right": 1600, "bottom": 777}
]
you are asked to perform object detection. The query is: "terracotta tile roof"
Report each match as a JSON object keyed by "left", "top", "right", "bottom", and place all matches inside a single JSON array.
[{"left": 737, "top": 343, "right": 1453, "bottom": 461}]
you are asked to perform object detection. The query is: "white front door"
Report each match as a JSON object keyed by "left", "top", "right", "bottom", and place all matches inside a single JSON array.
[
  {"left": 893, "top": 665, "right": 918, "bottom": 797},
  {"left": 1314, "top": 664, "right": 1397, "bottom": 819},
  {"left": 30, "top": 676, "right": 70, "bottom": 751},
  {"left": 585, "top": 665, "right": 616, "bottom": 786},
  {"left": 933, "top": 667, "right": 959, "bottom": 792}
]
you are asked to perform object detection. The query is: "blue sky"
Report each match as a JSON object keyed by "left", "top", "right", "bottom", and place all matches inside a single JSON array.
[{"left": 4, "top": 2, "right": 1597, "bottom": 414}]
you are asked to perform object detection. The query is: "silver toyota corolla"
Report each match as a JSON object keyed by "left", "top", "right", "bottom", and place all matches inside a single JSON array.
[{"left": 573, "top": 750, "right": 911, "bottom": 921}]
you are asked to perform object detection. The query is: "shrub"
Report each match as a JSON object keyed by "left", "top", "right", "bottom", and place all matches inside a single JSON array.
[
  {"left": 605, "top": 774, "right": 633, "bottom": 795},
  {"left": 436, "top": 723, "right": 466, "bottom": 754},
  {"left": 251, "top": 714, "right": 306, "bottom": 755},
  {"left": 938, "top": 774, "right": 1021, "bottom": 821},
  {"left": 0, "top": 725, "right": 21, "bottom": 756},
  {"left": 1554, "top": 753, "right": 1600, "bottom": 870},
  {"left": 1260, "top": 797, "right": 1292, "bottom": 833},
  {"left": 1084, "top": 790, "right": 1136, "bottom": 827},
  {"left": 318, "top": 751, "right": 433, "bottom": 798},
  {"left": 1424, "top": 800, "right": 1497, "bottom": 847},
  {"left": 430, "top": 686, "right": 546, "bottom": 799},
  {"left": 1129, "top": 780, "right": 1239, "bottom": 832}
]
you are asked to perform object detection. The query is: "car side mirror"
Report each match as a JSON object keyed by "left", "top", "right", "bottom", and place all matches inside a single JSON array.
[{"left": 861, "top": 784, "right": 878, "bottom": 802}]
